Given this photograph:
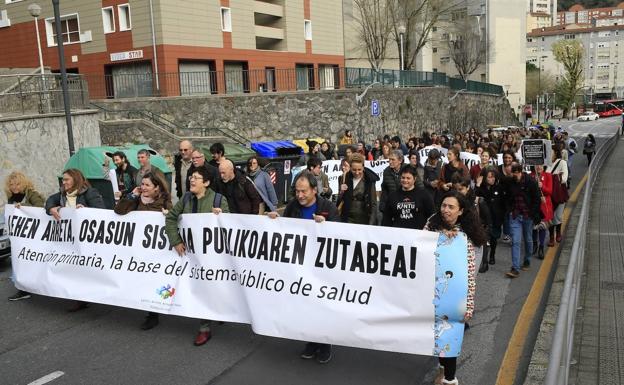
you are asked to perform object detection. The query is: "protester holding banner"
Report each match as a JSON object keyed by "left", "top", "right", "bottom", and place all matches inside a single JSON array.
[
  {"left": 246, "top": 156, "right": 278, "bottom": 213},
  {"left": 451, "top": 174, "right": 492, "bottom": 273},
  {"left": 438, "top": 148, "right": 469, "bottom": 194},
  {"left": 381, "top": 165, "right": 433, "bottom": 230},
  {"left": 114, "top": 172, "right": 172, "bottom": 330},
  {"left": 337, "top": 153, "right": 379, "bottom": 225},
  {"left": 5, "top": 171, "right": 45, "bottom": 302},
  {"left": 476, "top": 167, "right": 506, "bottom": 266},
  {"left": 268, "top": 170, "right": 339, "bottom": 364},
  {"left": 165, "top": 167, "right": 228, "bottom": 346},
  {"left": 424, "top": 191, "right": 487, "bottom": 385},
  {"left": 530, "top": 165, "right": 553, "bottom": 260},
  {"left": 547, "top": 147, "right": 569, "bottom": 246},
  {"left": 45, "top": 168, "right": 106, "bottom": 311}
]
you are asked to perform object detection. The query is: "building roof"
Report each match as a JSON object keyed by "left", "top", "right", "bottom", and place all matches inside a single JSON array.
[
  {"left": 569, "top": 4, "right": 585, "bottom": 12},
  {"left": 527, "top": 23, "right": 624, "bottom": 37}
]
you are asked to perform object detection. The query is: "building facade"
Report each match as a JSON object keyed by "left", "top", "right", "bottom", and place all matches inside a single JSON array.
[
  {"left": 556, "top": 3, "right": 624, "bottom": 26},
  {"left": 0, "top": 0, "right": 345, "bottom": 98},
  {"left": 527, "top": 24, "right": 624, "bottom": 100},
  {"left": 430, "top": 0, "right": 527, "bottom": 115}
]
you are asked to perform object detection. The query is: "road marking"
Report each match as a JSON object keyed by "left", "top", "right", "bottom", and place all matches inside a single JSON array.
[
  {"left": 27, "top": 371, "right": 65, "bottom": 385},
  {"left": 495, "top": 171, "right": 588, "bottom": 385}
]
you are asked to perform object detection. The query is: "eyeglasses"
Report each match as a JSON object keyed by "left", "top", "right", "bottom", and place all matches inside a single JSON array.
[
  {"left": 179, "top": 148, "right": 190, "bottom": 152},
  {"left": 190, "top": 175, "right": 204, "bottom": 181},
  {"left": 191, "top": 155, "right": 204, "bottom": 160}
]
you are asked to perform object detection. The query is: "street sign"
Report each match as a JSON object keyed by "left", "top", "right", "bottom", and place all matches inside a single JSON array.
[{"left": 371, "top": 99, "right": 380, "bottom": 117}]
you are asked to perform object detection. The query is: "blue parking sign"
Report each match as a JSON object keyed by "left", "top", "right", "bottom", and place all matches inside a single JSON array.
[{"left": 371, "top": 99, "right": 380, "bottom": 117}]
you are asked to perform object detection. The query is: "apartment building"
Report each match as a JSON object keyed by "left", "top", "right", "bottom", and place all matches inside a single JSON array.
[
  {"left": 527, "top": 24, "right": 624, "bottom": 99},
  {"left": 0, "top": 0, "right": 344, "bottom": 98},
  {"left": 430, "top": 0, "right": 527, "bottom": 115},
  {"left": 557, "top": 3, "right": 624, "bottom": 26},
  {"left": 527, "top": 12, "right": 553, "bottom": 32}
]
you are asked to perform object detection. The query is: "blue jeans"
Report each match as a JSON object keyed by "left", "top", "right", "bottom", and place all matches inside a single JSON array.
[{"left": 509, "top": 214, "right": 533, "bottom": 270}]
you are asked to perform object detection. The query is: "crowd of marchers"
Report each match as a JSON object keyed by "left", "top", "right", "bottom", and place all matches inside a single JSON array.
[{"left": 3, "top": 125, "right": 596, "bottom": 385}]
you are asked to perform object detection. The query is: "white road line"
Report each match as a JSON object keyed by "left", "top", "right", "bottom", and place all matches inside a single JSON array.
[{"left": 27, "top": 371, "right": 65, "bottom": 385}]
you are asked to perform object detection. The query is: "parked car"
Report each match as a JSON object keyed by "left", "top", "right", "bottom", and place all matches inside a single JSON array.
[
  {"left": 0, "top": 216, "right": 10, "bottom": 262},
  {"left": 577, "top": 112, "right": 599, "bottom": 121}
]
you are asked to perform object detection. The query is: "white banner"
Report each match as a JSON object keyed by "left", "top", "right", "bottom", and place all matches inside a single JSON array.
[{"left": 6, "top": 205, "right": 443, "bottom": 356}]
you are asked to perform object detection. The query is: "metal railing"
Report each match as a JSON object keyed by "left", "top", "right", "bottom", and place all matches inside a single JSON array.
[
  {"left": 90, "top": 102, "right": 250, "bottom": 146},
  {"left": 0, "top": 73, "right": 90, "bottom": 116},
  {"left": 84, "top": 67, "right": 504, "bottom": 100},
  {"left": 544, "top": 129, "right": 621, "bottom": 385}
]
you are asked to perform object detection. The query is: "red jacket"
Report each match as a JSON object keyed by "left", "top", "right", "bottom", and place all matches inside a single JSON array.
[{"left": 532, "top": 171, "right": 553, "bottom": 222}]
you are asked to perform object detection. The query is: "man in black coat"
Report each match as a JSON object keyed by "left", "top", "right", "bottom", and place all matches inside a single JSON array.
[
  {"left": 173, "top": 140, "right": 193, "bottom": 198},
  {"left": 267, "top": 171, "right": 339, "bottom": 364}
]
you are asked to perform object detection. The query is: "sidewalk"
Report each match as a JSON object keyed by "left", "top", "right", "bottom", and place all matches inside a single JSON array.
[{"left": 571, "top": 136, "right": 624, "bottom": 384}]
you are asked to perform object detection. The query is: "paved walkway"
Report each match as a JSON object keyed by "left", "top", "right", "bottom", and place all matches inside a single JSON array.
[{"left": 572, "top": 137, "right": 624, "bottom": 384}]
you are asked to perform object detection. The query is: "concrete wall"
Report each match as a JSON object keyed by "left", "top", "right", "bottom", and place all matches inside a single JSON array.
[
  {"left": 0, "top": 111, "right": 101, "bottom": 209},
  {"left": 95, "top": 88, "right": 518, "bottom": 146}
]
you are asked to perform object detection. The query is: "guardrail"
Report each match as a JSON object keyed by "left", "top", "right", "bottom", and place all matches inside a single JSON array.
[
  {"left": 0, "top": 73, "right": 90, "bottom": 116},
  {"left": 544, "top": 130, "right": 621, "bottom": 385},
  {"left": 85, "top": 67, "right": 504, "bottom": 99}
]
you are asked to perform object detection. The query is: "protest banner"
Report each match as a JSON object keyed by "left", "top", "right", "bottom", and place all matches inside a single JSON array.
[
  {"left": 521, "top": 139, "right": 547, "bottom": 166},
  {"left": 3, "top": 205, "right": 472, "bottom": 356}
]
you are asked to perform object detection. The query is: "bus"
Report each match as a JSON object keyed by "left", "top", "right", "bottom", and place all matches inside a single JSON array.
[{"left": 593, "top": 99, "right": 624, "bottom": 117}]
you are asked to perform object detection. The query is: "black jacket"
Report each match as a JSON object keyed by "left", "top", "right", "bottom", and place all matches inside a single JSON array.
[
  {"left": 283, "top": 196, "right": 339, "bottom": 221},
  {"left": 213, "top": 169, "right": 261, "bottom": 214},
  {"left": 380, "top": 164, "right": 402, "bottom": 212},
  {"left": 45, "top": 186, "right": 106, "bottom": 214},
  {"left": 505, "top": 174, "right": 542, "bottom": 224},
  {"left": 477, "top": 183, "right": 506, "bottom": 227},
  {"left": 173, "top": 154, "right": 188, "bottom": 198},
  {"left": 337, "top": 168, "right": 379, "bottom": 224}
]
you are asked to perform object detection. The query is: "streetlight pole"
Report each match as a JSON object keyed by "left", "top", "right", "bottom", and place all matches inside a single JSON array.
[
  {"left": 52, "top": 0, "right": 75, "bottom": 156},
  {"left": 398, "top": 24, "right": 406, "bottom": 72},
  {"left": 28, "top": 4, "right": 44, "bottom": 75}
]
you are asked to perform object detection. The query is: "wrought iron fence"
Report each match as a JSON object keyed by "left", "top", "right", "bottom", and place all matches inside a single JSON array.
[
  {"left": 84, "top": 67, "right": 504, "bottom": 100},
  {"left": 0, "top": 73, "right": 90, "bottom": 116}
]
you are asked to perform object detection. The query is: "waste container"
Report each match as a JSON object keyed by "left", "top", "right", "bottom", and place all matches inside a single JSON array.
[
  {"left": 251, "top": 141, "right": 303, "bottom": 204},
  {"left": 292, "top": 137, "right": 325, "bottom": 154},
  {"left": 62, "top": 145, "right": 172, "bottom": 209}
]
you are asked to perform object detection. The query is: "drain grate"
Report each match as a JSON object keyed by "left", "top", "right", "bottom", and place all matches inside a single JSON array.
[{"left": 601, "top": 281, "right": 624, "bottom": 290}]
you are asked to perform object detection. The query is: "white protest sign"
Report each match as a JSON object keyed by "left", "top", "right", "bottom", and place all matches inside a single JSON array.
[{"left": 6, "top": 206, "right": 442, "bottom": 356}]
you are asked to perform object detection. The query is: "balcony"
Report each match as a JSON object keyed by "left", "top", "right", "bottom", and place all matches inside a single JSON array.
[
  {"left": 255, "top": 25, "right": 284, "bottom": 40},
  {"left": 254, "top": 1, "right": 284, "bottom": 18}
]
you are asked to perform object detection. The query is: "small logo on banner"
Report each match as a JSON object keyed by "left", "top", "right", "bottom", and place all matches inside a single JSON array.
[{"left": 156, "top": 284, "right": 176, "bottom": 300}]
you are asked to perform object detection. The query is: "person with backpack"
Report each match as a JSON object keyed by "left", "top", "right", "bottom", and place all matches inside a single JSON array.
[{"left": 165, "top": 167, "right": 228, "bottom": 346}]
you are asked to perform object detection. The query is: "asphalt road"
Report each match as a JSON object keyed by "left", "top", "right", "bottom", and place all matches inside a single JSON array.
[{"left": 0, "top": 117, "right": 620, "bottom": 385}]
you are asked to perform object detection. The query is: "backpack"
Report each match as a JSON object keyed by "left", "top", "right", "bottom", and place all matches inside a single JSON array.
[{"left": 181, "top": 191, "right": 223, "bottom": 212}]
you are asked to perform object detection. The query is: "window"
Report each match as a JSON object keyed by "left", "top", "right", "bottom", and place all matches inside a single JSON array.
[
  {"left": 45, "top": 14, "right": 80, "bottom": 46},
  {"left": 221, "top": 7, "right": 231, "bottom": 32},
  {"left": 432, "top": 26, "right": 437, "bottom": 32},
  {"left": 118, "top": 4, "right": 131, "bottom": 31},
  {"left": 564, "top": 34, "right": 575, "bottom": 40},
  {"left": 304, "top": 19, "right": 312, "bottom": 40},
  {"left": 102, "top": 7, "right": 114, "bottom": 34},
  {"left": 432, "top": 47, "right": 438, "bottom": 53},
  {"left": 527, "top": 38, "right": 533, "bottom": 42},
  {"left": 0, "top": 9, "right": 10, "bottom": 28}
]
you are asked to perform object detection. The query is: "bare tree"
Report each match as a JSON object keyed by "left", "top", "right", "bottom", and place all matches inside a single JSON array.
[
  {"left": 353, "top": 0, "right": 393, "bottom": 71},
  {"left": 389, "top": 0, "right": 463, "bottom": 70},
  {"left": 446, "top": 11, "right": 487, "bottom": 80}
]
